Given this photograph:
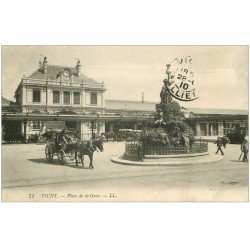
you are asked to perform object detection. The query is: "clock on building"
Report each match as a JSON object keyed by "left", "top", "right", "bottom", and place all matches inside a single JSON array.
[{"left": 63, "top": 69, "right": 70, "bottom": 77}]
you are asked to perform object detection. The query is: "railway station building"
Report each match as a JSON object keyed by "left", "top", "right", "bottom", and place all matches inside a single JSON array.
[{"left": 1, "top": 57, "right": 248, "bottom": 142}]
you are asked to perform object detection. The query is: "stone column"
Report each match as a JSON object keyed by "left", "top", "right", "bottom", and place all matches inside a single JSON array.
[
  {"left": 2, "top": 122, "right": 5, "bottom": 141},
  {"left": 134, "top": 123, "right": 138, "bottom": 130},
  {"left": 210, "top": 123, "right": 213, "bottom": 136},
  {"left": 91, "top": 121, "right": 95, "bottom": 139},
  {"left": 218, "top": 122, "right": 224, "bottom": 136},
  {"left": 195, "top": 123, "right": 201, "bottom": 136},
  {"left": 99, "top": 121, "right": 105, "bottom": 134},
  {"left": 81, "top": 121, "right": 91, "bottom": 140},
  {"left": 60, "top": 91, "right": 63, "bottom": 105},
  {"left": 214, "top": 123, "right": 219, "bottom": 136},
  {"left": 206, "top": 122, "right": 209, "bottom": 136},
  {"left": 22, "top": 120, "right": 27, "bottom": 143},
  {"left": 71, "top": 92, "right": 73, "bottom": 106},
  {"left": 81, "top": 91, "right": 85, "bottom": 106}
]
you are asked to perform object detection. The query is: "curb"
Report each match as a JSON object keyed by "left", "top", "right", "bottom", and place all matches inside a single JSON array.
[{"left": 111, "top": 154, "right": 223, "bottom": 166}]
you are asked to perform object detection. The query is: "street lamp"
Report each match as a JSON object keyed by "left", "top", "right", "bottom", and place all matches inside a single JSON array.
[
  {"left": 166, "top": 64, "right": 171, "bottom": 74},
  {"left": 164, "top": 64, "right": 175, "bottom": 86},
  {"left": 162, "top": 64, "right": 175, "bottom": 103}
]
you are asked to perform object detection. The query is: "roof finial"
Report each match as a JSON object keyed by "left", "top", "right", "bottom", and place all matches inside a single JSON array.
[
  {"left": 43, "top": 56, "right": 48, "bottom": 74},
  {"left": 76, "top": 58, "right": 81, "bottom": 76},
  {"left": 39, "top": 55, "right": 43, "bottom": 68}
]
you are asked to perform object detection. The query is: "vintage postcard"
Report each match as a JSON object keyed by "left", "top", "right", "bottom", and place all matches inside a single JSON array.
[{"left": 1, "top": 45, "right": 248, "bottom": 201}]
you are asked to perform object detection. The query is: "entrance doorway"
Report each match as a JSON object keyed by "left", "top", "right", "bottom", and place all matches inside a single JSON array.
[{"left": 2, "top": 120, "right": 22, "bottom": 142}]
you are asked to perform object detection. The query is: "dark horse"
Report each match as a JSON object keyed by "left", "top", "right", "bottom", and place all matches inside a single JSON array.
[{"left": 75, "top": 139, "right": 104, "bottom": 168}]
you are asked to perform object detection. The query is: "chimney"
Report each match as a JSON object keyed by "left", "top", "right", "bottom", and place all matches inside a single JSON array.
[
  {"left": 76, "top": 60, "right": 81, "bottom": 76},
  {"left": 142, "top": 92, "right": 144, "bottom": 103},
  {"left": 43, "top": 56, "right": 48, "bottom": 74}
]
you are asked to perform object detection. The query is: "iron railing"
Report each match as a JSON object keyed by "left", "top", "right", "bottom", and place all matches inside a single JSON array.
[{"left": 124, "top": 141, "right": 208, "bottom": 160}]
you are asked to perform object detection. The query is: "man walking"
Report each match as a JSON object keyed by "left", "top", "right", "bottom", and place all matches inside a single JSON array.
[
  {"left": 241, "top": 138, "right": 248, "bottom": 162},
  {"left": 215, "top": 137, "right": 224, "bottom": 155}
]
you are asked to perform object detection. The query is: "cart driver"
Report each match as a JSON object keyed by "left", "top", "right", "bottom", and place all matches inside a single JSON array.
[{"left": 59, "top": 126, "right": 73, "bottom": 144}]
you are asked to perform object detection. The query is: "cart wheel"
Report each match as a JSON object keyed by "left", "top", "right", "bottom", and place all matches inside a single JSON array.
[
  {"left": 45, "top": 145, "right": 53, "bottom": 162},
  {"left": 68, "top": 150, "right": 75, "bottom": 161},
  {"left": 58, "top": 149, "right": 66, "bottom": 165}
]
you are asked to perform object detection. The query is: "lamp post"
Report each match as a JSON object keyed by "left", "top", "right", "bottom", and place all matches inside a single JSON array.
[
  {"left": 91, "top": 121, "right": 95, "bottom": 139},
  {"left": 164, "top": 64, "right": 175, "bottom": 86},
  {"left": 22, "top": 120, "right": 27, "bottom": 143},
  {"left": 162, "top": 64, "right": 175, "bottom": 103}
]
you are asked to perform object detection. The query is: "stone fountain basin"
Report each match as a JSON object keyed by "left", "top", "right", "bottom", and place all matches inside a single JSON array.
[{"left": 144, "top": 152, "right": 209, "bottom": 159}]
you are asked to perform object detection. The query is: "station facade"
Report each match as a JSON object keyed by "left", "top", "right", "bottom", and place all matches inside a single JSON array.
[
  {"left": 12, "top": 57, "right": 106, "bottom": 139},
  {"left": 1, "top": 57, "right": 248, "bottom": 142}
]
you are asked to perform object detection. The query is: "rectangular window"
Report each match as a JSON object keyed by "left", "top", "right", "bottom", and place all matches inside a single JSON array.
[
  {"left": 53, "top": 90, "right": 60, "bottom": 104},
  {"left": 90, "top": 93, "right": 97, "bottom": 105},
  {"left": 33, "top": 89, "right": 41, "bottom": 103},
  {"left": 63, "top": 91, "right": 70, "bottom": 105},
  {"left": 73, "top": 92, "right": 80, "bottom": 105}
]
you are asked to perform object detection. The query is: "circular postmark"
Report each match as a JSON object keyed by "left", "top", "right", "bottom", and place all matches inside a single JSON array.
[{"left": 164, "top": 56, "right": 198, "bottom": 102}]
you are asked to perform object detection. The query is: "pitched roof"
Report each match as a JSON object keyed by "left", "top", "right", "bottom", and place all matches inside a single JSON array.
[
  {"left": 1, "top": 96, "right": 11, "bottom": 106},
  {"left": 105, "top": 99, "right": 156, "bottom": 112},
  {"left": 105, "top": 99, "right": 248, "bottom": 116},
  {"left": 28, "top": 65, "right": 101, "bottom": 84},
  {"left": 187, "top": 107, "right": 248, "bottom": 116}
]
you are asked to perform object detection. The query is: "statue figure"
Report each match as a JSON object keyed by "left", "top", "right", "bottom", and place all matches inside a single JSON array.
[
  {"left": 160, "top": 84, "right": 172, "bottom": 104},
  {"left": 155, "top": 111, "right": 166, "bottom": 127}
]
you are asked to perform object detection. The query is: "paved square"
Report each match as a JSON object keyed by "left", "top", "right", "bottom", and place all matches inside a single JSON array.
[{"left": 1, "top": 142, "right": 248, "bottom": 201}]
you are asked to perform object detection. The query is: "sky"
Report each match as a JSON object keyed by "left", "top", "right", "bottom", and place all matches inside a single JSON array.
[{"left": 1, "top": 46, "right": 248, "bottom": 110}]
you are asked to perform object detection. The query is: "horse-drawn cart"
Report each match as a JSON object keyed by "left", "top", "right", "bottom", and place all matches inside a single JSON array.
[
  {"left": 45, "top": 142, "right": 77, "bottom": 165},
  {"left": 43, "top": 131, "right": 104, "bottom": 167},
  {"left": 43, "top": 130, "right": 78, "bottom": 164}
]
